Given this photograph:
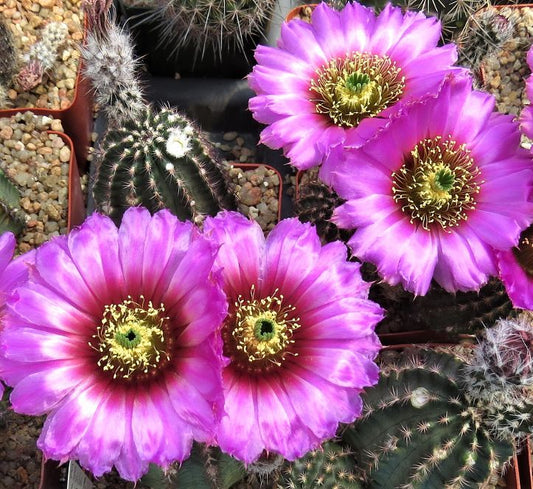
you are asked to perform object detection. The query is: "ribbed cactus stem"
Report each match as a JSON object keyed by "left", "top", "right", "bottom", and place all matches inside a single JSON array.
[
  {"left": 93, "top": 106, "right": 236, "bottom": 224},
  {"left": 344, "top": 349, "right": 516, "bottom": 489},
  {"left": 278, "top": 442, "right": 362, "bottom": 489}
]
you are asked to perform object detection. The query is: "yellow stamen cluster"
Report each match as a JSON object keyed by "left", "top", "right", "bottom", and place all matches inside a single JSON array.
[
  {"left": 392, "top": 136, "right": 482, "bottom": 231},
  {"left": 225, "top": 285, "right": 301, "bottom": 373},
  {"left": 91, "top": 295, "right": 170, "bottom": 380},
  {"left": 310, "top": 52, "right": 405, "bottom": 128},
  {"left": 513, "top": 225, "right": 533, "bottom": 277}
]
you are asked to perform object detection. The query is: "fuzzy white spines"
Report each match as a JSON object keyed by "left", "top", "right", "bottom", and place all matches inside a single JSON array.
[
  {"left": 462, "top": 313, "right": 533, "bottom": 440},
  {"left": 81, "top": 21, "right": 145, "bottom": 125},
  {"left": 26, "top": 22, "right": 68, "bottom": 71}
]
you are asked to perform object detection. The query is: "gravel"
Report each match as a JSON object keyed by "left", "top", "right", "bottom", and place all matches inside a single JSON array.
[{"left": 0, "top": 111, "right": 73, "bottom": 254}]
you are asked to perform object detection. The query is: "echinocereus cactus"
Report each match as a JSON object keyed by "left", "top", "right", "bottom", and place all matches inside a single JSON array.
[
  {"left": 331, "top": 74, "right": 533, "bottom": 296},
  {"left": 92, "top": 106, "right": 237, "bottom": 225},
  {"left": 344, "top": 315, "right": 533, "bottom": 489},
  {"left": 0, "top": 208, "right": 228, "bottom": 482},
  {"left": 248, "top": 1, "right": 466, "bottom": 173},
  {"left": 277, "top": 442, "right": 362, "bottom": 489},
  {"left": 138, "top": 0, "right": 276, "bottom": 62}
]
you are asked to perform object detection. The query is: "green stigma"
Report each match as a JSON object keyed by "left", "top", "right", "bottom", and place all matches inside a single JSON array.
[
  {"left": 434, "top": 168, "right": 455, "bottom": 192},
  {"left": 114, "top": 328, "right": 142, "bottom": 349},
  {"left": 345, "top": 72, "right": 371, "bottom": 93},
  {"left": 254, "top": 318, "right": 276, "bottom": 341}
]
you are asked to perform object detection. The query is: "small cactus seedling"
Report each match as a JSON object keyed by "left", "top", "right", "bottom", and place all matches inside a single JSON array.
[
  {"left": 92, "top": 106, "right": 237, "bottom": 225},
  {"left": 138, "top": 0, "right": 277, "bottom": 62},
  {"left": 0, "top": 168, "right": 25, "bottom": 236},
  {"left": 16, "top": 21, "right": 69, "bottom": 91},
  {"left": 344, "top": 315, "right": 533, "bottom": 489},
  {"left": 277, "top": 442, "right": 362, "bottom": 489}
]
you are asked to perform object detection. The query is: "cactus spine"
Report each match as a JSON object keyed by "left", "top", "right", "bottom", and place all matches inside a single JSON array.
[
  {"left": 277, "top": 442, "right": 362, "bottom": 489},
  {"left": 344, "top": 318, "right": 533, "bottom": 489},
  {"left": 92, "top": 106, "right": 237, "bottom": 225},
  {"left": 139, "top": 0, "right": 277, "bottom": 61}
]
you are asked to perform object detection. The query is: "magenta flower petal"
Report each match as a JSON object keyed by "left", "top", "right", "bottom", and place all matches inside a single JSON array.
[
  {"left": 248, "top": 1, "right": 464, "bottom": 173},
  {"left": 205, "top": 212, "right": 383, "bottom": 462},
  {"left": 520, "top": 45, "right": 533, "bottom": 140},
  {"left": 497, "top": 224, "right": 533, "bottom": 309},
  {"left": 1, "top": 208, "right": 227, "bottom": 481},
  {"left": 332, "top": 74, "right": 533, "bottom": 294}
]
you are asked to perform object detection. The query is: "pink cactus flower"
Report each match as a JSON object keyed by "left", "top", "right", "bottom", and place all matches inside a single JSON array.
[{"left": 203, "top": 211, "right": 383, "bottom": 463}]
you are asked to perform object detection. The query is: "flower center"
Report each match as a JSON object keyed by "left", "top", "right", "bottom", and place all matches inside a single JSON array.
[
  {"left": 223, "top": 286, "right": 301, "bottom": 374},
  {"left": 513, "top": 225, "right": 533, "bottom": 277},
  {"left": 391, "top": 136, "right": 481, "bottom": 231},
  {"left": 310, "top": 52, "right": 405, "bottom": 128},
  {"left": 91, "top": 295, "right": 171, "bottom": 381}
]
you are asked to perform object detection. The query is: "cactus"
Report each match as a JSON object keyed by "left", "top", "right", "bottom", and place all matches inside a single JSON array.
[
  {"left": 372, "top": 277, "right": 514, "bottom": 336},
  {"left": 277, "top": 442, "right": 362, "bottom": 489},
  {"left": 462, "top": 313, "right": 533, "bottom": 441},
  {"left": 0, "top": 17, "right": 18, "bottom": 95},
  {"left": 140, "top": 443, "right": 247, "bottom": 489},
  {"left": 16, "top": 21, "right": 69, "bottom": 91},
  {"left": 343, "top": 325, "right": 533, "bottom": 489},
  {"left": 0, "top": 168, "right": 25, "bottom": 237},
  {"left": 138, "top": 0, "right": 277, "bottom": 62},
  {"left": 92, "top": 105, "right": 237, "bottom": 225},
  {"left": 81, "top": 0, "right": 145, "bottom": 125},
  {"left": 457, "top": 6, "right": 515, "bottom": 79},
  {"left": 294, "top": 179, "right": 354, "bottom": 245}
]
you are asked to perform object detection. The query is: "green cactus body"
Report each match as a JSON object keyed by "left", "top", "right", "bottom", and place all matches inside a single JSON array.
[
  {"left": 278, "top": 442, "right": 362, "bottom": 489},
  {"left": 373, "top": 278, "right": 513, "bottom": 336},
  {"left": 0, "top": 169, "right": 25, "bottom": 236},
  {"left": 93, "top": 106, "right": 236, "bottom": 224},
  {"left": 344, "top": 349, "right": 514, "bottom": 489}
]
